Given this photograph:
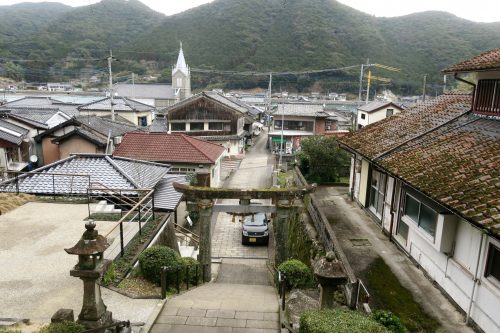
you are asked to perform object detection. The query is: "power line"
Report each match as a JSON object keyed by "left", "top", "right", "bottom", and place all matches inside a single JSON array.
[{"left": 190, "top": 64, "right": 360, "bottom": 77}]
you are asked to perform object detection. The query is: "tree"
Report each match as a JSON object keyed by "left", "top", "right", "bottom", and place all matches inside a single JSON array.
[
  {"left": 4, "top": 62, "right": 24, "bottom": 81},
  {"left": 296, "top": 136, "right": 349, "bottom": 183}
]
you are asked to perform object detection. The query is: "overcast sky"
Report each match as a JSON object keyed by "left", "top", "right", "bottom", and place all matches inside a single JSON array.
[{"left": 1, "top": 0, "right": 499, "bottom": 22}]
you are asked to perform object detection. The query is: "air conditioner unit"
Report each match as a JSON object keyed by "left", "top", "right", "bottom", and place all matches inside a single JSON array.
[
  {"left": 114, "top": 136, "right": 122, "bottom": 145},
  {"left": 326, "top": 126, "right": 331, "bottom": 130}
]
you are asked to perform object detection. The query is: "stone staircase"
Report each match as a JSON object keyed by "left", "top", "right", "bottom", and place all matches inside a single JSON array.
[
  {"left": 176, "top": 231, "right": 199, "bottom": 259},
  {"left": 92, "top": 200, "right": 122, "bottom": 215}
]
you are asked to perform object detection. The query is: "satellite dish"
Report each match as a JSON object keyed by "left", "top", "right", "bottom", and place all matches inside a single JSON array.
[{"left": 30, "top": 155, "right": 38, "bottom": 163}]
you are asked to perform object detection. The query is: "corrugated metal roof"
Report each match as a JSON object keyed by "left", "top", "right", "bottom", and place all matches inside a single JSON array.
[
  {"left": 154, "top": 174, "right": 188, "bottom": 211},
  {"left": 115, "top": 83, "right": 175, "bottom": 100}
]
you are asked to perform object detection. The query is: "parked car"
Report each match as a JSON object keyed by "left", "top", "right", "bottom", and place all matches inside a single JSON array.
[{"left": 241, "top": 213, "right": 269, "bottom": 245}]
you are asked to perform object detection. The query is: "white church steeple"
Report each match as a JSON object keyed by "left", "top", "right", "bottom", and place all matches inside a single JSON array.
[{"left": 172, "top": 41, "right": 191, "bottom": 101}]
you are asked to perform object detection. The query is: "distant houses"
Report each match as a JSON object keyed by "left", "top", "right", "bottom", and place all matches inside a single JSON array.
[{"left": 338, "top": 48, "right": 500, "bottom": 333}]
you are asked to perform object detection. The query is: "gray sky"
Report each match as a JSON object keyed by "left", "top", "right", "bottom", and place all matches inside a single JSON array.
[{"left": 1, "top": 0, "right": 499, "bottom": 22}]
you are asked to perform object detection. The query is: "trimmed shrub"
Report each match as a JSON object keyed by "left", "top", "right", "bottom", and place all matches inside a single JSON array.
[
  {"left": 372, "top": 310, "right": 405, "bottom": 333},
  {"left": 139, "top": 245, "right": 180, "bottom": 284},
  {"left": 38, "top": 321, "right": 85, "bottom": 333},
  {"left": 300, "top": 309, "right": 388, "bottom": 333},
  {"left": 179, "top": 257, "right": 201, "bottom": 285},
  {"left": 278, "top": 259, "right": 313, "bottom": 290}
]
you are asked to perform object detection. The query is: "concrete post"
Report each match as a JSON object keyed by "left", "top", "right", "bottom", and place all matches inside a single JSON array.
[
  {"left": 275, "top": 199, "right": 292, "bottom": 265},
  {"left": 197, "top": 199, "right": 214, "bottom": 282}
]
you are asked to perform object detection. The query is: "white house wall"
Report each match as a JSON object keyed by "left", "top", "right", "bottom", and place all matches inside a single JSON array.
[{"left": 351, "top": 157, "right": 499, "bottom": 332}]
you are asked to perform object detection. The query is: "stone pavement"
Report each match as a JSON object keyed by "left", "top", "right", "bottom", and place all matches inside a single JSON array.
[
  {"left": 150, "top": 259, "right": 279, "bottom": 333},
  {"left": 150, "top": 132, "right": 280, "bottom": 332},
  {"left": 212, "top": 212, "right": 268, "bottom": 259}
]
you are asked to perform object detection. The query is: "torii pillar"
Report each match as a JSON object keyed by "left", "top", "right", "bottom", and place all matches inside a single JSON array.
[{"left": 197, "top": 199, "right": 214, "bottom": 282}]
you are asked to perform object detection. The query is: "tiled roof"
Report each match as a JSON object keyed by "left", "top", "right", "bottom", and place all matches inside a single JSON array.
[
  {"left": 78, "top": 96, "right": 153, "bottom": 112},
  {"left": 379, "top": 115, "right": 499, "bottom": 236},
  {"left": 340, "top": 93, "right": 471, "bottom": 159},
  {"left": 154, "top": 174, "right": 189, "bottom": 211},
  {"left": 2, "top": 96, "right": 81, "bottom": 117},
  {"left": 358, "top": 101, "right": 401, "bottom": 113},
  {"left": 114, "top": 83, "right": 175, "bottom": 100},
  {"left": 51, "top": 128, "right": 107, "bottom": 147},
  {"left": 0, "top": 155, "right": 169, "bottom": 194},
  {"left": 148, "top": 117, "right": 168, "bottom": 133},
  {"left": 165, "top": 92, "right": 248, "bottom": 115},
  {"left": 113, "top": 132, "right": 225, "bottom": 164},
  {"left": 443, "top": 48, "right": 500, "bottom": 73},
  {"left": 339, "top": 93, "right": 500, "bottom": 237},
  {"left": 271, "top": 103, "right": 325, "bottom": 117},
  {"left": 0, "top": 119, "right": 29, "bottom": 145},
  {"left": 75, "top": 115, "right": 138, "bottom": 137}
]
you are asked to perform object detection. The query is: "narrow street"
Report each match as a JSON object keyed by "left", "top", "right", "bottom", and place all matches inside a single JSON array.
[{"left": 151, "top": 130, "right": 280, "bottom": 332}]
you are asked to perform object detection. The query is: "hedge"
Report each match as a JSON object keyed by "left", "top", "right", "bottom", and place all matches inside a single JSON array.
[
  {"left": 278, "top": 259, "right": 314, "bottom": 290},
  {"left": 139, "top": 245, "right": 181, "bottom": 284},
  {"left": 299, "top": 309, "right": 388, "bottom": 333}
]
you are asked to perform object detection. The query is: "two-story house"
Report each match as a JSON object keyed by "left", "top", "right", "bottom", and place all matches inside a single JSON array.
[
  {"left": 339, "top": 48, "right": 500, "bottom": 333},
  {"left": 164, "top": 91, "right": 250, "bottom": 156},
  {"left": 356, "top": 101, "right": 403, "bottom": 129}
]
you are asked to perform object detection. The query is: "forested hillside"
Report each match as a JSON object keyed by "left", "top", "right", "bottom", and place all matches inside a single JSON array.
[{"left": 1, "top": 0, "right": 499, "bottom": 93}]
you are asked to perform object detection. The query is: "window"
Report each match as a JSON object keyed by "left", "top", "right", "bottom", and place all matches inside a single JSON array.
[
  {"left": 397, "top": 220, "right": 409, "bottom": 242},
  {"left": 138, "top": 116, "right": 148, "bottom": 127},
  {"left": 386, "top": 109, "right": 394, "bottom": 117},
  {"left": 168, "top": 167, "right": 196, "bottom": 174},
  {"left": 403, "top": 194, "right": 438, "bottom": 237},
  {"left": 485, "top": 244, "right": 500, "bottom": 282},
  {"left": 369, "top": 169, "right": 386, "bottom": 219},
  {"left": 360, "top": 113, "right": 366, "bottom": 120},
  {"left": 190, "top": 122, "right": 204, "bottom": 131},
  {"left": 171, "top": 123, "right": 186, "bottom": 131},
  {"left": 176, "top": 77, "right": 183, "bottom": 87},
  {"left": 209, "top": 122, "right": 223, "bottom": 130}
]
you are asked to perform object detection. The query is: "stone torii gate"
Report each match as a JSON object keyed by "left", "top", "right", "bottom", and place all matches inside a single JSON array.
[{"left": 173, "top": 183, "right": 316, "bottom": 282}]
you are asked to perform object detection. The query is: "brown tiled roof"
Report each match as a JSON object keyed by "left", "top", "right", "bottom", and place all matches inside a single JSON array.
[
  {"left": 379, "top": 116, "right": 499, "bottom": 236},
  {"left": 341, "top": 93, "right": 472, "bottom": 159},
  {"left": 339, "top": 93, "right": 500, "bottom": 237},
  {"left": 442, "top": 48, "right": 500, "bottom": 73},
  {"left": 113, "top": 132, "right": 225, "bottom": 164}
]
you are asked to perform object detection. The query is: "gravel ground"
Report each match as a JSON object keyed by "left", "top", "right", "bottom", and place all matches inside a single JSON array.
[{"left": 0, "top": 202, "right": 158, "bottom": 329}]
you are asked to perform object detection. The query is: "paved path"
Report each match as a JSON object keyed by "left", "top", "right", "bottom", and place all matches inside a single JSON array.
[
  {"left": 315, "top": 186, "right": 473, "bottom": 333},
  {"left": 151, "top": 131, "right": 280, "bottom": 332}
]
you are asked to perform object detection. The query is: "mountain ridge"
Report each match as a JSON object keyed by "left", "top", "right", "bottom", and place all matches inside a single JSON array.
[{"left": 1, "top": 0, "right": 499, "bottom": 93}]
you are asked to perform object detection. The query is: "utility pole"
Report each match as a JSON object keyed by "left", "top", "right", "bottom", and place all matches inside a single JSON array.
[
  {"left": 422, "top": 74, "right": 428, "bottom": 102},
  {"left": 278, "top": 94, "right": 284, "bottom": 170},
  {"left": 365, "top": 70, "right": 372, "bottom": 103},
  {"left": 267, "top": 72, "right": 272, "bottom": 128},
  {"left": 107, "top": 50, "right": 118, "bottom": 121}
]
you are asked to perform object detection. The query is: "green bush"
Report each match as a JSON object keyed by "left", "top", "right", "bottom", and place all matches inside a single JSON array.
[
  {"left": 102, "top": 262, "right": 116, "bottom": 285},
  {"left": 179, "top": 257, "right": 201, "bottom": 285},
  {"left": 38, "top": 321, "right": 85, "bottom": 333},
  {"left": 372, "top": 310, "right": 405, "bottom": 333},
  {"left": 0, "top": 330, "right": 22, "bottom": 333},
  {"left": 278, "top": 259, "right": 313, "bottom": 290},
  {"left": 139, "top": 245, "right": 180, "bottom": 284},
  {"left": 300, "top": 309, "right": 388, "bottom": 333}
]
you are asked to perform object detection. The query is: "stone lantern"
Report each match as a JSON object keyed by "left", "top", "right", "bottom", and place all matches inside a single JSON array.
[
  {"left": 64, "top": 220, "right": 113, "bottom": 330},
  {"left": 313, "top": 251, "right": 348, "bottom": 309}
]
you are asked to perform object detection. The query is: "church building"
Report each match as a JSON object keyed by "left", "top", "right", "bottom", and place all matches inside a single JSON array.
[{"left": 114, "top": 43, "right": 192, "bottom": 107}]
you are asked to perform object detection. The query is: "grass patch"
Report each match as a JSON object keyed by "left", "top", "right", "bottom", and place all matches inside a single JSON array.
[
  {"left": 365, "top": 257, "right": 440, "bottom": 332},
  {"left": 0, "top": 193, "right": 35, "bottom": 214},
  {"left": 277, "top": 170, "right": 294, "bottom": 187},
  {"left": 118, "top": 276, "right": 160, "bottom": 297}
]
